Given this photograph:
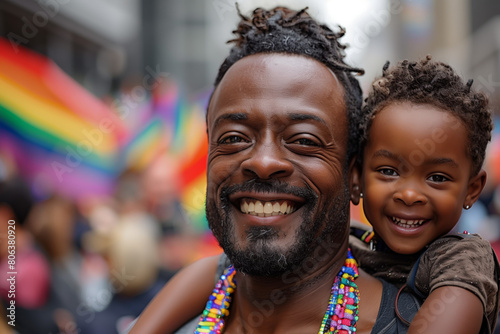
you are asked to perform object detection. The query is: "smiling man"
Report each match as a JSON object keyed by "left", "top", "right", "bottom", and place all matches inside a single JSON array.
[
  {"left": 128, "top": 6, "right": 417, "bottom": 334},
  {"left": 205, "top": 53, "right": 352, "bottom": 279},
  {"left": 198, "top": 16, "right": 382, "bottom": 330},
  {"left": 185, "top": 6, "right": 399, "bottom": 333}
]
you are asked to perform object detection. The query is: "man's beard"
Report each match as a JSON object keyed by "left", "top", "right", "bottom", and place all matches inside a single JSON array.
[{"left": 206, "top": 179, "right": 350, "bottom": 277}]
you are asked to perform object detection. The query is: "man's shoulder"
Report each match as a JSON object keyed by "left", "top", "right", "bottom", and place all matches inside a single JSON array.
[{"left": 173, "top": 317, "right": 200, "bottom": 334}]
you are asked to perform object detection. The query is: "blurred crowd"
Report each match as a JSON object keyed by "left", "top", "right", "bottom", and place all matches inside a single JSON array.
[{"left": 0, "top": 79, "right": 221, "bottom": 334}]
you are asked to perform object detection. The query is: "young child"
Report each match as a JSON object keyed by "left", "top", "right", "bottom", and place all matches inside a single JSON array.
[{"left": 348, "top": 55, "right": 499, "bottom": 334}]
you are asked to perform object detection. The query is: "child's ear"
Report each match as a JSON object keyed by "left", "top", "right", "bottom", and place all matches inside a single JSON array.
[
  {"left": 349, "top": 158, "right": 362, "bottom": 206},
  {"left": 463, "top": 169, "right": 487, "bottom": 210}
]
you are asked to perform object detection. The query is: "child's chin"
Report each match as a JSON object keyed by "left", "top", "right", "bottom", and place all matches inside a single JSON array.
[{"left": 387, "top": 239, "right": 425, "bottom": 255}]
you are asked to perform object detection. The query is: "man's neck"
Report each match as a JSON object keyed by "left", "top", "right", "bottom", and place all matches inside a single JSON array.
[{"left": 225, "top": 245, "right": 349, "bottom": 334}]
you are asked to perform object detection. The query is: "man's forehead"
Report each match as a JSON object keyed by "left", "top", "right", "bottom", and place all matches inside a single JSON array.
[
  {"left": 209, "top": 53, "right": 345, "bottom": 113},
  {"left": 223, "top": 53, "right": 341, "bottom": 85}
]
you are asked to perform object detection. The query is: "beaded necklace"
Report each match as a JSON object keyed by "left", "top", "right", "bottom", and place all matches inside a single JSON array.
[{"left": 194, "top": 249, "right": 359, "bottom": 334}]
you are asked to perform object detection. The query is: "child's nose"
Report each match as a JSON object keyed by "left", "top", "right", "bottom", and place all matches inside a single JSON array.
[{"left": 393, "top": 182, "right": 427, "bottom": 206}]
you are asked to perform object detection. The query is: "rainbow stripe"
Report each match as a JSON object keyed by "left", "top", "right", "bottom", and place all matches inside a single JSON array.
[{"left": 0, "top": 37, "right": 126, "bottom": 199}]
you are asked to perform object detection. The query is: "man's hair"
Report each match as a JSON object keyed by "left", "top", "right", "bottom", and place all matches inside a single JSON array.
[
  {"left": 361, "top": 55, "right": 493, "bottom": 175},
  {"left": 211, "top": 6, "right": 365, "bottom": 161}
]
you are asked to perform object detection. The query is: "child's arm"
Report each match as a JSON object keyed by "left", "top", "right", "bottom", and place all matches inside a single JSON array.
[
  {"left": 407, "top": 234, "right": 499, "bottom": 334},
  {"left": 408, "top": 286, "right": 483, "bottom": 334},
  {"left": 128, "top": 254, "right": 221, "bottom": 334}
]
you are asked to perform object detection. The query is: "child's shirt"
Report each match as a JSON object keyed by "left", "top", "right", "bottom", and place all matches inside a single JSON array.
[{"left": 349, "top": 221, "right": 500, "bottom": 333}]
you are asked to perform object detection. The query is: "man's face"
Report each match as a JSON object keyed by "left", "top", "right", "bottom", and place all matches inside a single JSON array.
[{"left": 206, "top": 53, "right": 351, "bottom": 276}]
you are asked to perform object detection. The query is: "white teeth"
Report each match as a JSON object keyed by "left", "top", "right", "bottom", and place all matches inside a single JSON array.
[
  {"left": 273, "top": 202, "right": 280, "bottom": 213},
  {"left": 240, "top": 199, "right": 295, "bottom": 216},
  {"left": 264, "top": 202, "right": 273, "bottom": 214},
  {"left": 255, "top": 202, "right": 264, "bottom": 214},
  {"left": 280, "top": 202, "right": 287, "bottom": 214},
  {"left": 392, "top": 217, "right": 425, "bottom": 228}
]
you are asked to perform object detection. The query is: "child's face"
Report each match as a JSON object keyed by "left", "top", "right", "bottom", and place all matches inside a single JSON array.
[{"left": 360, "top": 101, "right": 482, "bottom": 254}]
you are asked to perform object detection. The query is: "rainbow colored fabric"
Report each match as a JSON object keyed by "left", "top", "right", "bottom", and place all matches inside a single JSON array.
[
  {"left": 0, "top": 37, "right": 127, "bottom": 199},
  {"left": 0, "top": 36, "right": 211, "bottom": 231}
]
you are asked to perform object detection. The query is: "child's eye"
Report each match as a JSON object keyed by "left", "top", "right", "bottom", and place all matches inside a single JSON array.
[
  {"left": 378, "top": 168, "right": 398, "bottom": 176},
  {"left": 428, "top": 174, "right": 449, "bottom": 183}
]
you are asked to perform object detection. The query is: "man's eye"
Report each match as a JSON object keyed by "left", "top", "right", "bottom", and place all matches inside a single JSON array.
[
  {"left": 220, "top": 135, "right": 245, "bottom": 144},
  {"left": 428, "top": 174, "right": 449, "bottom": 183},
  {"left": 293, "top": 138, "right": 319, "bottom": 146},
  {"left": 379, "top": 168, "right": 398, "bottom": 176}
]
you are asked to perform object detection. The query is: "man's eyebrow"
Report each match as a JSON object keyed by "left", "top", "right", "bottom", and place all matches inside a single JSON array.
[
  {"left": 288, "top": 113, "right": 326, "bottom": 125},
  {"left": 213, "top": 112, "right": 248, "bottom": 128}
]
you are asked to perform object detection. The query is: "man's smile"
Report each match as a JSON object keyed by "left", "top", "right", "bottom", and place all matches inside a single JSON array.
[{"left": 240, "top": 198, "right": 297, "bottom": 217}]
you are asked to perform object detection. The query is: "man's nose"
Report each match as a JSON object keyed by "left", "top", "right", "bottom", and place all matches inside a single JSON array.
[
  {"left": 392, "top": 180, "right": 428, "bottom": 206},
  {"left": 241, "top": 140, "right": 293, "bottom": 180}
]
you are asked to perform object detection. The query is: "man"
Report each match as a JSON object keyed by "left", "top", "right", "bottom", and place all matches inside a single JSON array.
[{"left": 129, "top": 7, "right": 416, "bottom": 333}]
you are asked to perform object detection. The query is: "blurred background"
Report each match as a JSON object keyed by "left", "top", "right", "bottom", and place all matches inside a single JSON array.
[{"left": 0, "top": 0, "right": 499, "bottom": 333}]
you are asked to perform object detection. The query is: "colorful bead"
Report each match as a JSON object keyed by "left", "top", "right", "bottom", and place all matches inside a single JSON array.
[
  {"left": 194, "top": 266, "right": 236, "bottom": 334},
  {"left": 323, "top": 249, "right": 359, "bottom": 334}
]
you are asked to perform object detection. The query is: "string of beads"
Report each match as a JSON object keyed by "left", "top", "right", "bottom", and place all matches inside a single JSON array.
[{"left": 194, "top": 249, "right": 359, "bottom": 334}]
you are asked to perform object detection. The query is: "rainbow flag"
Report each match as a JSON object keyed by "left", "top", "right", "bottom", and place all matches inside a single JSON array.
[
  {"left": 119, "top": 85, "right": 210, "bottom": 232},
  {"left": 0, "top": 37, "right": 127, "bottom": 200}
]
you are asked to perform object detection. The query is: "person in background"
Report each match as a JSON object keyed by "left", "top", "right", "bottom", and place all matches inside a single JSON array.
[{"left": 0, "top": 176, "right": 56, "bottom": 333}]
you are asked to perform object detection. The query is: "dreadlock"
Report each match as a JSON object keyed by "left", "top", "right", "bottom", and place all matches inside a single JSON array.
[
  {"left": 361, "top": 55, "right": 493, "bottom": 175},
  {"left": 211, "top": 6, "right": 365, "bottom": 161}
]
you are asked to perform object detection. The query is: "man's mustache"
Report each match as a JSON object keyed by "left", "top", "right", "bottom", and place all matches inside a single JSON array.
[{"left": 220, "top": 179, "right": 318, "bottom": 203}]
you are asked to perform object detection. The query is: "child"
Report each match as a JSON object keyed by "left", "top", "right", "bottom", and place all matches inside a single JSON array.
[{"left": 348, "top": 55, "right": 499, "bottom": 334}]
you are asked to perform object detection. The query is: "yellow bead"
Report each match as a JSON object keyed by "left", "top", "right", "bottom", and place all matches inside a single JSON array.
[{"left": 198, "top": 321, "right": 211, "bottom": 326}]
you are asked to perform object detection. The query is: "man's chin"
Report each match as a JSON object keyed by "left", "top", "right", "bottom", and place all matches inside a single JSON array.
[
  {"left": 228, "top": 249, "right": 292, "bottom": 277},
  {"left": 223, "top": 237, "right": 309, "bottom": 277}
]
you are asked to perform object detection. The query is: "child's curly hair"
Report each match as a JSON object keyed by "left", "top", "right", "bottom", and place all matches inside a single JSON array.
[
  {"left": 361, "top": 55, "right": 493, "bottom": 175},
  {"left": 211, "top": 6, "right": 365, "bottom": 162}
]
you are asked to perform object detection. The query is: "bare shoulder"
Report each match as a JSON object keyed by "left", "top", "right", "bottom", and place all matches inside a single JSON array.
[
  {"left": 355, "top": 269, "right": 383, "bottom": 334},
  {"left": 129, "top": 254, "right": 222, "bottom": 333}
]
